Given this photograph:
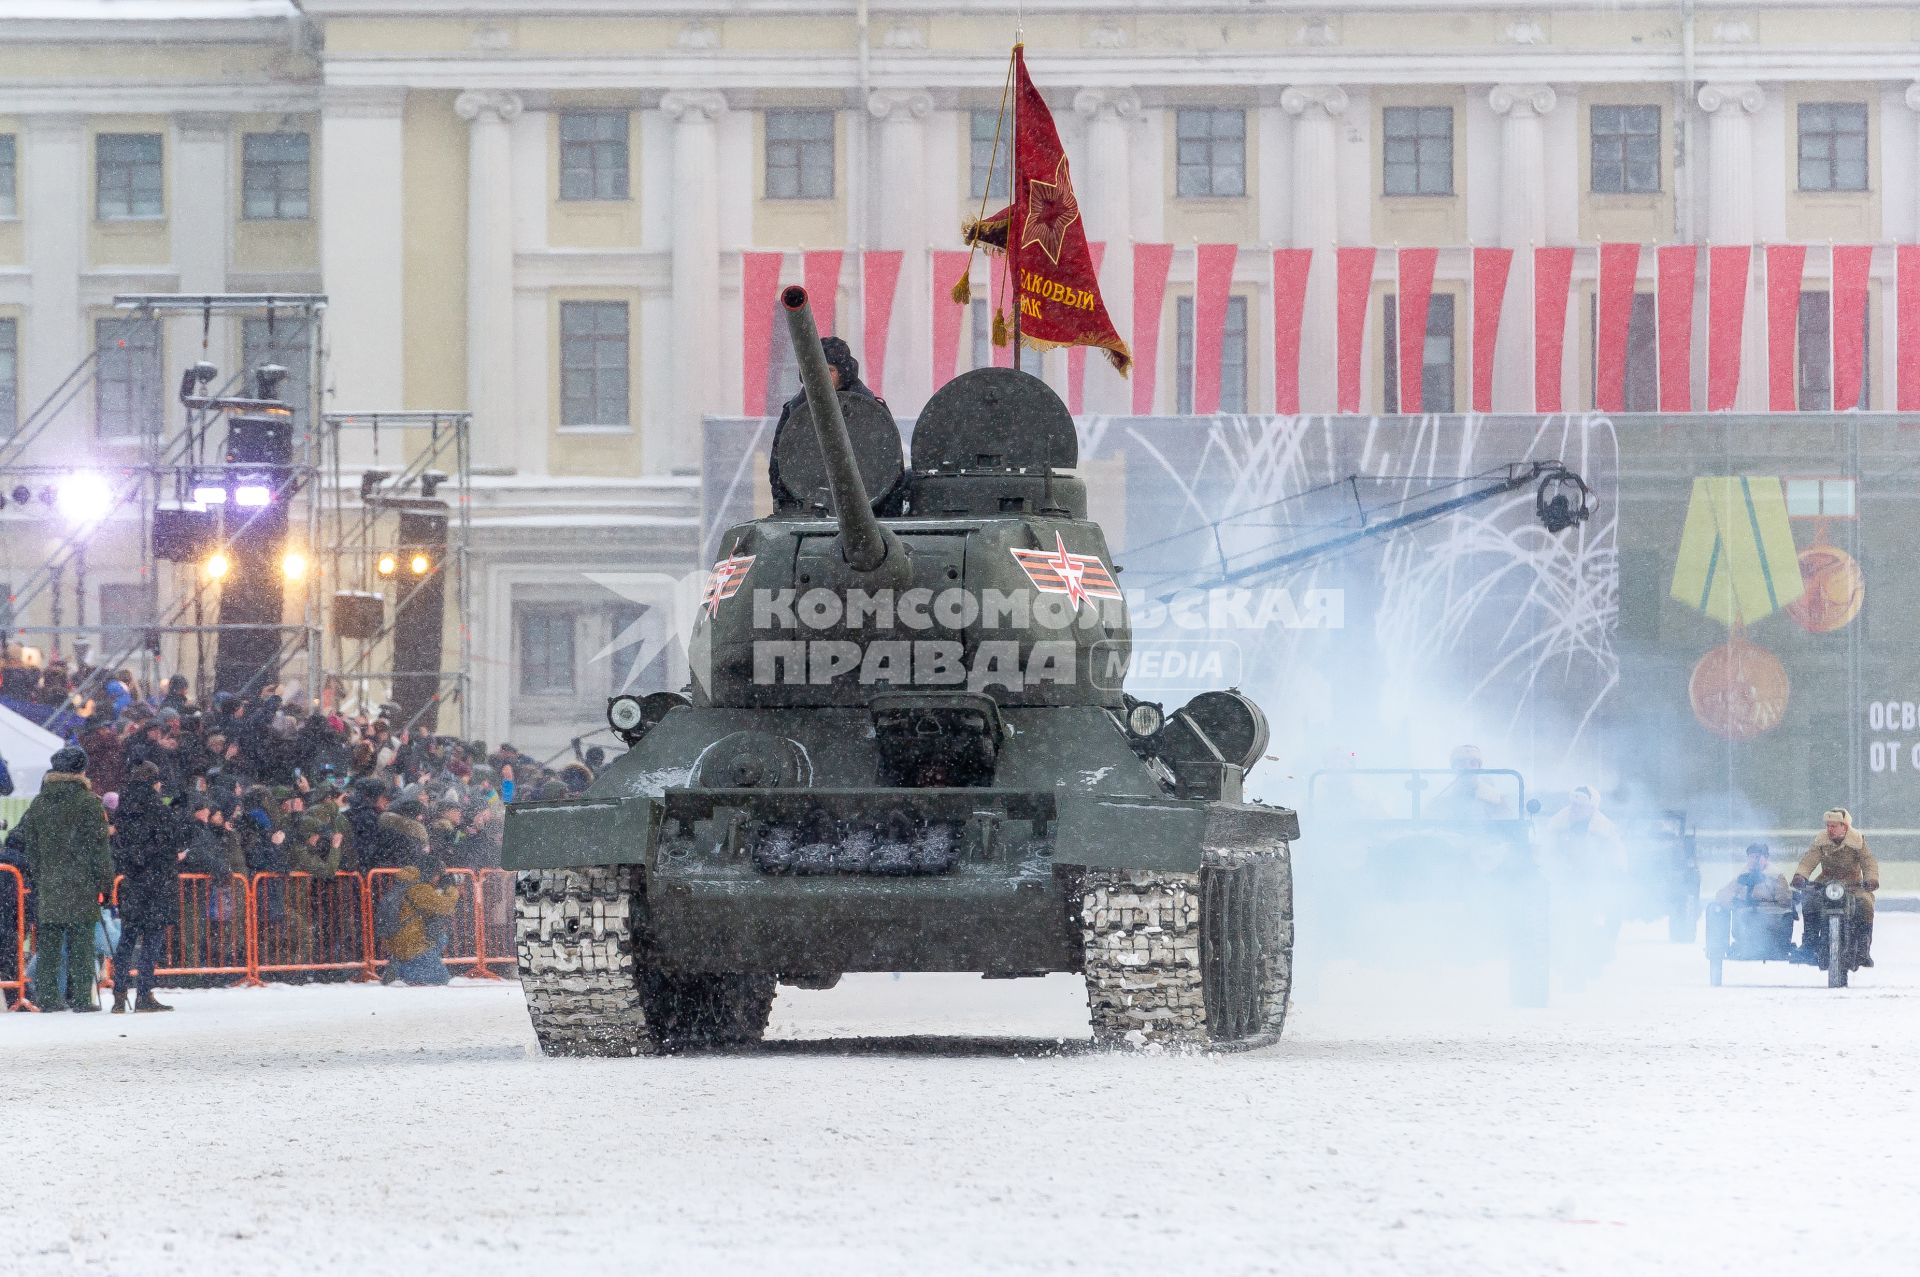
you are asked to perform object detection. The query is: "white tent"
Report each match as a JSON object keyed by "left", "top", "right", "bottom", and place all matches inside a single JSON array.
[{"left": 0, "top": 702, "right": 66, "bottom": 797}]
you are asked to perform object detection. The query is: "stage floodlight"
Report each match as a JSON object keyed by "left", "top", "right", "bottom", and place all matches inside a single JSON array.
[
  {"left": 205, "top": 551, "right": 231, "bottom": 581},
  {"left": 234, "top": 483, "right": 273, "bottom": 507},
  {"left": 192, "top": 485, "right": 229, "bottom": 506},
  {"left": 376, "top": 553, "right": 397, "bottom": 577},
  {"left": 409, "top": 552, "right": 431, "bottom": 576},
  {"left": 281, "top": 550, "right": 309, "bottom": 582},
  {"left": 56, "top": 472, "right": 114, "bottom": 526}
]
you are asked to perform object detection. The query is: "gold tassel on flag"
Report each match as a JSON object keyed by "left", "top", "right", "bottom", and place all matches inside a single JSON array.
[
  {"left": 950, "top": 273, "right": 971, "bottom": 305},
  {"left": 991, "top": 308, "right": 1009, "bottom": 347}
]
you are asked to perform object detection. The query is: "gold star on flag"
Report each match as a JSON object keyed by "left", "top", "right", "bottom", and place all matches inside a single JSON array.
[{"left": 1019, "top": 155, "right": 1080, "bottom": 266}]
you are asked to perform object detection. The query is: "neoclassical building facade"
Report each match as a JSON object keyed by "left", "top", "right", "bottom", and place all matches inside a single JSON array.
[{"left": 3, "top": 0, "right": 1919, "bottom": 750}]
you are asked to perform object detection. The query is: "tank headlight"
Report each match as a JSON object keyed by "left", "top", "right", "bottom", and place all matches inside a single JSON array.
[
  {"left": 1823, "top": 881, "right": 1847, "bottom": 903},
  {"left": 1126, "top": 701, "right": 1165, "bottom": 738},
  {"left": 607, "top": 695, "right": 646, "bottom": 735}
]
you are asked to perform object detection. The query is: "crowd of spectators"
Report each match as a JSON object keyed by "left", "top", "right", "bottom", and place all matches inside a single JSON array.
[{"left": 2, "top": 663, "right": 609, "bottom": 1009}]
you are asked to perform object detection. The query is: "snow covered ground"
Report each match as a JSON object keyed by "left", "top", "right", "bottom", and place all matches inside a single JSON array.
[{"left": 6, "top": 917, "right": 1919, "bottom": 1276}]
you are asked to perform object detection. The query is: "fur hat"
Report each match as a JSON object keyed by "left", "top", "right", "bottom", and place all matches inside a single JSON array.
[
  {"left": 1823, "top": 807, "right": 1853, "bottom": 828},
  {"left": 50, "top": 745, "right": 87, "bottom": 774}
]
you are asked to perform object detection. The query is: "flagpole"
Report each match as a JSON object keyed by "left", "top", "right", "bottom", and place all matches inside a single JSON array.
[{"left": 1010, "top": 41, "right": 1022, "bottom": 374}]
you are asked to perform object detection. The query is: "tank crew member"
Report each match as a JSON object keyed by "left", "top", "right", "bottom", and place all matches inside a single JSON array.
[
  {"left": 1793, "top": 808, "right": 1878, "bottom": 968},
  {"left": 769, "top": 337, "right": 903, "bottom": 514}
]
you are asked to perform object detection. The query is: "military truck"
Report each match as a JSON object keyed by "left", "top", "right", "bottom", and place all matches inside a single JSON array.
[{"left": 503, "top": 286, "right": 1296, "bottom": 1054}]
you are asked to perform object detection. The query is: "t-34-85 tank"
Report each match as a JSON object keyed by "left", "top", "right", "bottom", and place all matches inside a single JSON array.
[{"left": 503, "top": 286, "right": 1297, "bottom": 1054}]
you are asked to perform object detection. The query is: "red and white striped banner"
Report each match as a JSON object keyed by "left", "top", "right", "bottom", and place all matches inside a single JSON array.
[
  {"left": 1901, "top": 246, "right": 1920, "bottom": 411},
  {"left": 740, "top": 250, "right": 786, "bottom": 415},
  {"left": 1271, "top": 248, "right": 1312, "bottom": 414},
  {"left": 1595, "top": 243, "right": 1641, "bottom": 413},
  {"left": 1335, "top": 247, "right": 1376, "bottom": 413},
  {"left": 860, "top": 250, "right": 904, "bottom": 399},
  {"left": 1765, "top": 244, "right": 1807, "bottom": 412},
  {"left": 1066, "top": 241, "right": 1105, "bottom": 414},
  {"left": 1470, "top": 247, "right": 1513, "bottom": 413},
  {"left": 1131, "top": 242, "right": 1175, "bottom": 414},
  {"left": 801, "top": 250, "right": 843, "bottom": 336},
  {"left": 1832, "top": 244, "right": 1874, "bottom": 411},
  {"left": 930, "top": 249, "right": 971, "bottom": 392},
  {"left": 1657, "top": 245, "right": 1697, "bottom": 412},
  {"left": 1394, "top": 247, "right": 1439, "bottom": 413},
  {"left": 1533, "top": 246, "right": 1576, "bottom": 413},
  {"left": 1706, "top": 245, "right": 1749, "bottom": 411},
  {"left": 1192, "top": 243, "right": 1239, "bottom": 415}
]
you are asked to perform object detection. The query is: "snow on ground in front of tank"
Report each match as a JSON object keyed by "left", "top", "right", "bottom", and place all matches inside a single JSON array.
[{"left": 6, "top": 917, "right": 1920, "bottom": 1276}]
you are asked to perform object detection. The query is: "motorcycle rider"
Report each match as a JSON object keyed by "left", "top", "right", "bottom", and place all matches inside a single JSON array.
[
  {"left": 1792, "top": 808, "right": 1879, "bottom": 969},
  {"left": 1715, "top": 842, "right": 1793, "bottom": 907},
  {"left": 1710, "top": 842, "right": 1795, "bottom": 953},
  {"left": 1432, "top": 745, "right": 1513, "bottom": 821}
]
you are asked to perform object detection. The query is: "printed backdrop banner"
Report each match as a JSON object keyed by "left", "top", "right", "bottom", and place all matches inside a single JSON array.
[
  {"left": 1471, "top": 247, "right": 1513, "bottom": 413},
  {"left": 860, "top": 249, "right": 904, "bottom": 399},
  {"left": 1765, "top": 244, "right": 1807, "bottom": 412},
  {"left": 1395, "top": 247, "right": 1439, "bottom": 413},
  {"left": 1272, "top": 248, "right": 1312, "bottom": 415}
]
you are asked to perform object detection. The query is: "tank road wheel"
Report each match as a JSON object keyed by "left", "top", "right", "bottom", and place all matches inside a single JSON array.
[
  {"left": 1080, "top": 847, "right": 1292, "bottom": 1051},
  {"left": 514, "top": 866, "right": 660, "bottom": 1057},
  {"left": 641, "top": 973, "right": 777, "bottom": 1049}
]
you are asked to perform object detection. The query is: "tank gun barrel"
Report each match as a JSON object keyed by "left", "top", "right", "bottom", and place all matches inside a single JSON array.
[{"left": 781, "top": 285, "right": 898, "bottom": 573}]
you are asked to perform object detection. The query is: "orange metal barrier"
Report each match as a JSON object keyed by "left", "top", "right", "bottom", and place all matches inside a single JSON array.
[
  {"left": 251, "top": 872, "right": 372, "bottom": 980},
  {"left": 1, "top": 864, "right": 33, "bottom": 1011},
  {"left": 476, "top": 869, "right": 516, "bottom": 977},
  {"left": 106, "top": 872, "right": 258, "bottom": 989}
]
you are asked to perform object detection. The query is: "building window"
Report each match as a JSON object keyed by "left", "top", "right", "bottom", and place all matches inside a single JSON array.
[
  {"left": 764, "top": 110, "right": 834, "bottom": 200},
  {"left": 969, "top": 109, "right": 1011, "bottom": 201},
  {"left": 96, "top": 583, "right": 150, "bottom": 665},
  {"left": 1382, "top": 106, "right": 1452, "bottom": 197},
  {"left": 1798, "top": 103, "right": 1868, "bottom": 192},
  {"left": 1174, "top": 108, "right": 1246, "bottom": 198},
  {"left": 558, "top": 111, "right": 630, "bottom": 201},
  {"left": 95, "top": 316, "right": 162, "bottom": 437},
  {"left": 518, "top": 609, "right": 576, "bottom": 695},
  {"left": 242, "top": 318, "right": 311, "bottom": 425},
  {"left": 1785, "top": 477, "right": 1857, "bottom": 519},
  {"left": 1175, "top": 296, "right": 1250, "bottom": 414},
  {"left": 0, "top": 318, "right": 15, "bottom": 436},
  {"left": 241, "top": 132, "right": 310, "bottom": 220},
  {"left": 1382, "top": 294, "right": 1457, "bottom": 413},
  {"left": 1590, "top": 105, "right": 1660, "bottom": 194},
  {"left": 559, "top": 301, "right": 630, "bottom": 426},
  {"left": 96, "top": 133, "right": 163, "bottom": 219},
  {"left": 1797, "top": 291, "right": 1871, "bottom": 410},
  {"left": 0, "top": 135, "right": 15, "bottom": 218}
]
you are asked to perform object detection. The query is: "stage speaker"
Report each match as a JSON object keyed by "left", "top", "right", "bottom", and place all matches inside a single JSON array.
[
  {"left": 332, "top": 591, "right": 385, "bottom": 641},
  {"left": 153, "top": 505, "right": 216, "bottom": 560}
]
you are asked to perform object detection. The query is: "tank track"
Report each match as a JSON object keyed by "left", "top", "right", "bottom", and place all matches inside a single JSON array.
[
  {"left": 514, "top": 866, "right": 660, "bottom": 1057},
  {"left": 1080, "top": 847, "right": 1291, "bottom": 1050}
]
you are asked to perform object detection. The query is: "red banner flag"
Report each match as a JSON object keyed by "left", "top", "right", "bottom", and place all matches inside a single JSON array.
[
  {"left": 1657, "top": 246, "right": 1697, "bottom": 412},
  {"left": 1706, "top": 245, "right": 1749, "bottom": 411},
  {"left": 1272, "top": 248, "right": 1312, "bottom": 414},
  {"left": 960, "top": 45, "right": 1131, "bottom": 375},
  {"left": 1336, "top": 247, "right": 1376, "bottom": 413},
  {"left": 1067, "top": 241, "right": 1105, "bottom": 413},
  {"left": 740, "top": 251, "right": 785, "bottom": 414},
  {"left": 1901, "top": 245, "right": 1920, "bottom": 411},
  {"left": 1192, "top": 243, "right": 1238, "bottom": 414},
  {"left": 931, "top": 249, "right": 971, "bottom": 391},
  {"left": 1833, "top": 244, "right": 1873, "bottom": 411},
  {"left": 1533, "top": 246, "right": 1575, "bottom": 413},
  {"left": 1764, "top": 244, "right": 1807, "bottom": 412},
  {"left": 1131, "top": 242, "right": 1174, "bottom": 414},
  {"left": 860, "top": 250, "right": 904, "bottom": 399},
  {"left": 1393, "top": 247, "right": 1439, "bottom": 414},
  {"left": 1471, "top": 247, "right": 1512, "bottom": 413},
  {"left": 1595, "top": 243, "right": 1641, "bottom": 413},
  {"left": 802, "top": 250, "right": 843, "bottom": 336}
]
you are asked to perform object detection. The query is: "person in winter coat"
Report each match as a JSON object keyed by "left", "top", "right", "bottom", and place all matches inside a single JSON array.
[
  {"left": 286, "top": 817, "right": 346, "bottom": 965},
  {"left": 80, "top": 718, "right": 129, "bottom": 801},
  {"left": 15, "top": 746, "right": 114, "bottom": 1011},
  {"left": 111, "top": 761, "right": 186, "bottom": 1012},
  {"left": 768, "top": 337, "right": 902, "bottom": 513},
  {"left": 1794, "top": 807, "right": 1880, "bottom": 968},
  {"left": 383, "top": 857, "right": 459, "bottom": 985},
  {"left": 0, "top": 833, "right": 27, "bottom": 1006},
  {"left": 344, "top": 778, "right": 391, "bottom": 872}
]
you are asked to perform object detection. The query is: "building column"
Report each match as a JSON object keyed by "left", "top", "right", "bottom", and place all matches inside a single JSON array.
[
  {"left": 171, "top": 113, "right": 232, "bottom": 293},
  {"left": 1489, "top": 83, "right": 1557, "bottom": 412},
  {"left": 456, "top": 90, "right": 522, "bottom": 472},
  {"left": 1698, "top": 82, "right": 1765, "bottom": 410},
  {"left": 22, "top": 113, "right": 86, "bottom": 442},
  {"left": 1283, "top": 85, "right": 1348, "bottom": 413},
  {"left": 868, "top": 89, "right": 932, "bottom": 412},
  {"left": 319, "top": 88, "right": 407, "bottom": 422},
  {"left": 1073, "top": 88, "right": 1139, "bottom": 414},
  {"left": 661, "top": 90, "right": 726, "bottom": 476}
]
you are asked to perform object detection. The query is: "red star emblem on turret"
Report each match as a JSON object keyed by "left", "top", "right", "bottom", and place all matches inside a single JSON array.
[{"left": 1019, "top": 155, "right": 1080, "bottom": 266}]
